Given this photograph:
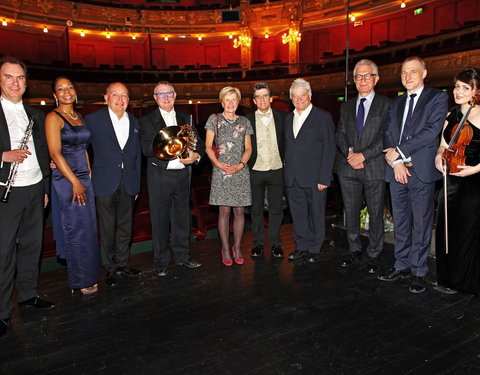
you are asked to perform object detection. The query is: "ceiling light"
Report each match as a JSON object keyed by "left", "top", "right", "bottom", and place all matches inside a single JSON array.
[
  {"left": 2, "top": 19, "right": 7, "bottom": 26},
  {"left": 132, "top": 33, "right": 136, "bottom": 40},
  {"left": 401, "top": 1, "right": 406, "bottom": 8},
  {"left": 106, "top": 32, "right": 110, "bottom": 39},
  {"left": 164, "top": 36, "right": 168, "bottom": 41},
  {"left": 350, "top": 14, "right": 356, "bottom": 22},
  {"left": 43, "top": 26, "right": 48, "bottom": 33},
  {"left": 80, "top": 30, "right": 85, "bottom": 37}
]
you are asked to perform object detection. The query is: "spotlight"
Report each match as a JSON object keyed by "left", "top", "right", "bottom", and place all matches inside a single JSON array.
[
  {"left": 198, "top": 36, "right": 202, "bottom": 41},
  {"left": 350, "top": 14, "right": 356, "bottom": 22},
  {"left": 106, "top": 32, "right": 111, "bottom": 39},
  {"left": 132, "top": 34, "right": 136, "bottom": 40},
  {"left": 164, "top": 36, "right": 168, "bottom": 41},
  {"left": 2, "top": 19, "right": 7, "bottom": 26},
  {"left": 265, "top": 33, "right": 269, "bottom": 39},
  {"left": 80, "top": 30, "right": 85, "bottom": 37},
  {"left": 401, "top": 1, "right": 406, "bottom": 8},
  {"left": 43, "top": 26, "right": 48, "bottom": 33},
  {"left": 229, "top": 34, "right": 233, "bottom": 39}
]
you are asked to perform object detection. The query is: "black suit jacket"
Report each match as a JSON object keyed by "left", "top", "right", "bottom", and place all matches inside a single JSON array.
[
  {"left": 335, "top": 93, "right": 391, "bottom": 180},
  {"left": 246, "top": 108, "right": 286, "bottom": 169},
  {"left": 284, "top": 106, "right": 336, "bottom": 188},
  {"left": 384, "top": 87, "right": 448, "bottom": 183},
  {"left": 139, "top": 108, "right": 205, "bottom": 169},
  {"left": 85, "top": 107, "right": 142, "bottom": 196},
  {"left": 0, "top": 101, "right": 50, "bottom": 191}
]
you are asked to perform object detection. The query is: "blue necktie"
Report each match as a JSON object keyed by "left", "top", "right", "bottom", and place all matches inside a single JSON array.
[
  {"left": 356, "top": 98, "right": 366, "bottom": 138},
  {"left": 401, "top": 93, "right": 417, "bottom": 143}
]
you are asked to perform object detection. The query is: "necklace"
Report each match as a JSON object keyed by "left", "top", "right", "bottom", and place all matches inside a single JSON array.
[
  {"left": 59, "top": 107, "right": 79, "bottom": 121},
  {"left": 223, "top": 113, "right": 237, "bottom": 124}
]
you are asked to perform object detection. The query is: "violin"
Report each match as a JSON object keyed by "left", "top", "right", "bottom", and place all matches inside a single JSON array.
[{"left": 442, "top": 94, "right": 480, "bottom": 173}]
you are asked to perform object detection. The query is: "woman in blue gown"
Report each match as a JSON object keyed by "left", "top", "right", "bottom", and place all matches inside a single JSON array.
[{"left": 45, "top": 77, "right": 99, "bottom": 294}]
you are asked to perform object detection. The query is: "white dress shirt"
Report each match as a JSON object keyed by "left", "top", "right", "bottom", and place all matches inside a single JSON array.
[
  {"left": 108, "top": 108, "right": 130, "bottom": 150},
  {"left": 293, "top": 103, "right": 313, "bottom": 138},
  {"left": 0, "top": 97, "right": 42, "bottom": 187}
]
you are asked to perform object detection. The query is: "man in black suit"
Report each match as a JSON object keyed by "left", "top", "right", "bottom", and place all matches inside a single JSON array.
[
  {"left": 284, "top": 78, "right": 336, "bottom": 263},
  {"left": 247, "top": 82, "right": 286, "bottom": 258},
  {"left": 380, "top": 56, "right": 448, "bottom": 293},
  {"left": 335, "top": 59, "right": 391, "bottom": 273},
  {"left": 85, "top": 82, "right": 142, "bottom": 287},
  {"left": 140, "top": 81, "right": 205, "bottom": 276},
  {"left": 0, "top": 56, "right": 55, "bottom": 338}
]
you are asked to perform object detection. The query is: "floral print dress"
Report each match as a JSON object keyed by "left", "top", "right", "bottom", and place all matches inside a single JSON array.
[{"left": 205, "top": 113, "right": 253, "bottom": 206}]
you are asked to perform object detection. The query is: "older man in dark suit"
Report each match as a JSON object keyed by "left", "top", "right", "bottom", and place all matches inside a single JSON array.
[
  {"left": 380, "top": 56, "right": 448, "bottom": 293},
  {"left": 284, "top": 78, "right": 336, "bottom": 263},
  {"left": 140, "top": 81, "right": 205, "bottom": 276},
  {"left": 0, "top": 57, "right": 55, "bottom": 338},
  {"left": 247, "top": 82, "right": 286, "bottom": 258},
  {"left": 335, "top": 59, "right": 391, "bottom": 273},
  {"left": 85, "top": 82, "right": 142, "bottom": 287}
]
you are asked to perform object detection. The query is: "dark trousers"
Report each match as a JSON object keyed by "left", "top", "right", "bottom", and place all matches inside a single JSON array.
[
  {"left": 96, "top": 181, "right": 135, "bottom": 273},
  {"left": 0, "top": 181, "right": 44, "bottom": 319},
  {"left": 390, "top": 167, "right": 435, "bottom": 277},
  {"left": 339, "top": 173, "right": 385, "bottom": 258},
  {"left": 285, "top": 181, "right": 327, "bottom": 254},
  {"left": 250, "top": 168, "right": 284, "bottom": 247},
  {"left": 147, "top": 167, "right": 191, "bottom": 266}
]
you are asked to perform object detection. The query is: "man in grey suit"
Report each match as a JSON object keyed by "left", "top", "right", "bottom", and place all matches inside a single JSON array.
[
  {"left": 284, "top": 78, "right": 336, "bottom": 263},
  {"left": 247, "top": 82, "right": 285, "bottom": 258},
  {"left": 335, "top": 59, "right": 391, "bottom": 273},
  {"left": 380, "top": 56, "right": 448, "bottom": 293}
]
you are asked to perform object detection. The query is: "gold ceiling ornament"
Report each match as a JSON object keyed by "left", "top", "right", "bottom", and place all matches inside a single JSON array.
[{"left": 37, "top": 0, "right": 53, "bottom": 14}]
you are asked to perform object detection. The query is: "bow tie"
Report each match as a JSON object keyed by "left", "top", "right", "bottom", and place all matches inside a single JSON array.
[{"left": 257, "top": 112, "right": 271, "bottom": 118}]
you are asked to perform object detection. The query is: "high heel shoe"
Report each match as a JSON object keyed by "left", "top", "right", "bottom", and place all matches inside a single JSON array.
[
  {"left": 221, "top": 248, "right": 233, "bottom": 266},
  {"left": 232, "top": 246, "right": 244, "bottom": 265},
  {"left": 71, "top": 284, "right": 98, "bottom": 295}
]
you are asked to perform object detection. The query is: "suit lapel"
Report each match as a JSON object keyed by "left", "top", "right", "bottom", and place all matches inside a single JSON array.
[
  {"left": 410, "top": 88, "right": 429, "bottom": 126},
  {"left": 397, "top": 94, "right": 407, "bottom": 133},
  {"left": 0, "top": 102, "right": 11, "bottom": 151}
]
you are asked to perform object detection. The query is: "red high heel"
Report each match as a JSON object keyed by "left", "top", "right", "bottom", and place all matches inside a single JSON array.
[
  {"left": 232, "top": 246, "right": 244, "bottom": 265},
  {"left": 221, "top": 248, "right": 233, "bottom": 266}
]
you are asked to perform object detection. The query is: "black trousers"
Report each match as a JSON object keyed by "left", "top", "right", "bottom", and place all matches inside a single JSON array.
[
  {"left": 147, "top": 167, "right": 191, "bottom": 266},
  {"left": 285, "top": 181, "right": 327, "bottom": 254},
  {"left": 0, "top": 181, "right": 44, "bottom": 319},
  {"left": 250, "top": 168, "right": 283, "bottom": 247},
  {"left": 96, "top": 181, "right": 135, "bottom": 273}
]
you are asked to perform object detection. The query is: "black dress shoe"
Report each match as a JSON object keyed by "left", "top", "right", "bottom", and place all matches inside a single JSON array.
[
  {"left": 409, "top": 276, "right": 426, "bottom": 293},
  {"left": 250, "top": 245, "right": 264, "bottom": 257},
  {"left": 271, "top": 246, "right": 284, "bottom": 258},
  {"left": 433, "top": 285, "right": 458, "bottom": 295},
  {"left": 156, "top": 266, "right": 169, "bottom": 277},
  {"left": 365, "top": 257, "right": 379, "bottom": 274},
  {"left": 288, "top": 250, "right": 306, "bottom": 261},
  {"left": 377, "top": 268, "right": 411, "bottom": 282},
  {"left": 116, "top": 266, "right": 143, "bottom": 276},
  {"left": 18, "top": 296, "right": 55, "bottom": 309},
  {"left": 0, "top": 318, "right": 9, "bottom": 337},
  {"left": 340, "top": 252, "right": 361, "bottom": 268},
  {"left": 105, "top": 272, "right": 118, "bottom": 286},
  {"left": 176, "top": 259, "right": 202, "bottom": 269},
  {"left": 306, "top": 252, "right": 320, "bottom": 263}
]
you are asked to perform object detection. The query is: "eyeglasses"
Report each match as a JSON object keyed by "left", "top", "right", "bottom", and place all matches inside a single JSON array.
[
  {"left": 154, "top": 91, "right": 175, "bottom": 99},
  {"left": 354, "top": 73, "right": 377, "bottom": 81}
]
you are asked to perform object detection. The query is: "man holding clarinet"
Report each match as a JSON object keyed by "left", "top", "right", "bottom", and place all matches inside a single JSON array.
[{"left": 0, "top": 56, "right": 55, "bottom": 338}]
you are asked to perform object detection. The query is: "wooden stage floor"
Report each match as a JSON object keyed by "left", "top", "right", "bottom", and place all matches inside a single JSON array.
[{"left": 1, "top": 224, "right": 480, "bottom": 374}]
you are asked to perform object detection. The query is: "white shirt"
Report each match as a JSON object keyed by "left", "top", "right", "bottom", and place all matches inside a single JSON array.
[
  {"left": 0, "top": 97, "right": 42, "bottom": 187},
  {"left": 394, "top": 86, "right": 425, "bottom": 165},
  {"left": 159, "top": 108, "right": 185, "bottom": 170},
  {"left": 108, "top": 108, "right": 130, "bottom": 150},
  {"left": 293, "top": 103, "right": 313, "bottom": 138}
]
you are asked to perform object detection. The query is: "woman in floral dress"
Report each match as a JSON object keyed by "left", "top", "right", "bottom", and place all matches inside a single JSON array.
[{"left": 205, "top": 86, "right": 253, "bottom": 266}]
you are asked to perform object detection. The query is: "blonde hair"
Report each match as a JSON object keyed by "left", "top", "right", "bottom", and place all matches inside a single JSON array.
[{"left": 219, "top": 86, "right": 241, "bottom": 103}]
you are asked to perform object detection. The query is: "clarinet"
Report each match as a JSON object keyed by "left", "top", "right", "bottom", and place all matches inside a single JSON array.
[{"left": 1, "top": 116, "right": 35, "bottom": 203}]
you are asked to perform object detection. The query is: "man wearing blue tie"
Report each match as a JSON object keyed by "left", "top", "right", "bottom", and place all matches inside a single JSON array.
[
  {"left": 335, "top": 59, "right": 390, "bottom": 273},
  {"left": 380, "top": 56, "right": 448, "bottom": 293}
]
